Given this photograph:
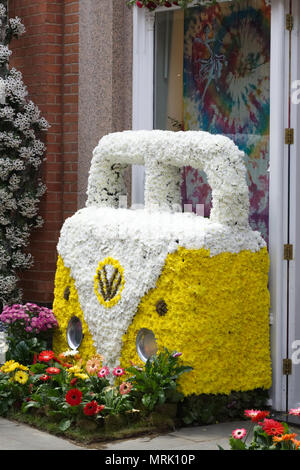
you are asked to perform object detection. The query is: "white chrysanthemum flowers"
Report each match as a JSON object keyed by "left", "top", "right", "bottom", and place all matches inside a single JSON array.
[{"left": 87, "top": 130, "right": 250, "bottom": 228}]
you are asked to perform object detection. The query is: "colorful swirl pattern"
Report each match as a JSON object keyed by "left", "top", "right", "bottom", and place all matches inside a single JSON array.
[{"left": 183, "top": 0, "right": 270, "bottom": 242}]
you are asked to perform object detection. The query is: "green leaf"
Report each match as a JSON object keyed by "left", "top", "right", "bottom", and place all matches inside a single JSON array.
[
  {"left": 142, "top": 394, "right": 152, "bottom": 409},
  {"left": 229, "top": 437, "right": 247, "bottom": 450},
  {"left": 22, "top": 401, "right": 41, "bottom": 412},
  {"left": 29, "top": 363, "right": 47, "bottom": 374},
  {"left": 30, "top": 393, "right": 43, "bottom": 403},
  {"left": 58, "top": 418, "right": 72, "bottom": 431},
  {"left": 157, "top": 390, "right": 166, "bottom": 405}
]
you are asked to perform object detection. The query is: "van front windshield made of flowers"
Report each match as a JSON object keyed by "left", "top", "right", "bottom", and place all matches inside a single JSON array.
[{"left": 53, "top": 129, "right": 271, "bottom": 396}]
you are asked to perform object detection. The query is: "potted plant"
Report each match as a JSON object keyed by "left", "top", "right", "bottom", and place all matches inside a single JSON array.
[{"left": 0, "top": 303, "right": 59, "bottom": 365}]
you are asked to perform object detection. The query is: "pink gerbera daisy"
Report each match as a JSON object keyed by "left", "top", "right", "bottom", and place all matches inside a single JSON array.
[
  {"left": 86, "top": 357, "right": 101, "bottom": 375},
  {"left": 97, "top": 366, "right": 110, "bottom": 378},
  {"left": 232, "top": 428, "right": 247, "bottom": 440},
  {"left": 289, "top": 407, "right": 300, "bottom": 417},
  {"left": 113, "top": 366, "right": 125, "bottom": 377},
  {"left": 119, "top": 382, "right": 133, "bottom": 395}
]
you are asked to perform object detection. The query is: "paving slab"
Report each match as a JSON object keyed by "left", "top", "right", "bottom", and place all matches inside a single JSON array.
[
  {"left": 7, "top": 417, "right": 298, "bottom": 451},
  {"left": 0, "top": 417, "right": 250, "bottom": 451},
  {"left": 88, "top": 421, "right": 252, "bottom": 450},
  {"left": 0, "top": 417, "right": 83, "bottom": 450}
]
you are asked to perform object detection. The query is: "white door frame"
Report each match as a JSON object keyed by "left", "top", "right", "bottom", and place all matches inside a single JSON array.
[
  {"left": 132, "top": 0, "right": 290, "bottom": 411},
  {"left": 286, "top": 0, "right": 300, "bottom": 413},
  {"left": 268, "top": 0, "right": 289, "bottom": 412}
]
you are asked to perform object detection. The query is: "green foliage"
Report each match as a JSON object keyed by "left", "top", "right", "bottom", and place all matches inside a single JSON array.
[
  {"left": 5, "top": 336, "right": 48, "bottom": 365},
  {"left": 178, "top": 388, "right": 270, "bottom": 425},
  {"left": 101, "top": 387, "right": 133, "bottom": 415},
  {"left": 126, "top": 348, "right": 193, "bottom": 411}
]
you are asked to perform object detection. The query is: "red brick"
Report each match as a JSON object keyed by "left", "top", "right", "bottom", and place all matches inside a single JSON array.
[{"left": 9, "top": 0, "right": 79, "bottom": 303}]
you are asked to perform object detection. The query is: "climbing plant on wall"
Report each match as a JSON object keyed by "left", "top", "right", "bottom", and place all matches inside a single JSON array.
[{"left": 0, "top": 2, "right": 49, "bottom": 309}]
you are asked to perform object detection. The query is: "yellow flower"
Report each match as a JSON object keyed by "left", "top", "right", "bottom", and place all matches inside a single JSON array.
[
  {"left": 120, "top": 246, "right": 271, "bottom": 396},
  {"left": 68, "top": 365, "right": 82, "bottom": 375},
  {"left": 14, "top": 370, "right": 29, "bottom": 384},
  {"left": 53, "top": 244, "right": 271, "bottom": 397},
  {"left": 74, "top": 372, "right": 89, "bottom": 380},
  {"left": 52, "top": 256, "right": 97, "bottom": 364},
  {"left": 17, "top": 364, "right": 29, "bottom": 371},
  {"left": 1, "top": 360, "right": 28, "bottom": 374},
  {"left": 1, "top": 360, "right": 19, "bottom": 373}
]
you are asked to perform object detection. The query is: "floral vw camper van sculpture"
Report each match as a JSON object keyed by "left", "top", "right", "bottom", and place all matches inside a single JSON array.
[{"left": 53, "top": 130, "right": 271, "bottom": 396}]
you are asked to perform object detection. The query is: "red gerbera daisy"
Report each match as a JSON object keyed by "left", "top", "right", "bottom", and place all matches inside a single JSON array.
[
  {"left": 45, "top": 367, "right": 60, "bottom": 375},
  {"left": 83, "top": 400, "right": 98, "bottom": 416},
  {"left": 244, "top": 409, "right": 270, "bottom": 422},
  {"left": 65, "top": 388, "right": 82, "bottom": 406},
  {"left": 38, "top": 350, "right": 55, "bottom": 362},
  {"left": 259, "top": 418, "right": 285, "bottom": 436},
  {"left": 39, "top": 374, "right": 51, "bottom": 381}
]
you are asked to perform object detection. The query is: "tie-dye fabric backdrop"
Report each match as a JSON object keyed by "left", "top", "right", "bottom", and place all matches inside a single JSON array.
[{"left": 182, "top": 0, "right": 270, "bottom": 242}]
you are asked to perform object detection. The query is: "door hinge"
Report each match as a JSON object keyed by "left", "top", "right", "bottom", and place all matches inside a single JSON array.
[
  {"left": 283, "top": 358, "right": 292, "bottom": 375},
  {"left": 284, "top": 244, "right": 293, "bottom": 261},
  {"left": 285, "top": 128, "right": 294, "bottom": 145},
  {"left": 286, "top": 13, "right": 294, "bottom": 31}
]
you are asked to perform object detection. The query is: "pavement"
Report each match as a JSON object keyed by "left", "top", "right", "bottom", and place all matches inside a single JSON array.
[{"left": 0, "top": 417, "right": 252, "bottom": 451}]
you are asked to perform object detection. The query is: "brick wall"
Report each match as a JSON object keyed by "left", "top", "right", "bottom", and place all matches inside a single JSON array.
[{"left": 9, "top": 0, "right": 79, "bottom": 306}]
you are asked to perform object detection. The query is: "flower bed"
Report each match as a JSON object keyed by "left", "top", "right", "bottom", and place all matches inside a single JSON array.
[
  {"left": 0, "top": 347, "right": 193, "bottom": 442},
  {"left": 0, "top": 302, "right": 271, "bottom": 443}
]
